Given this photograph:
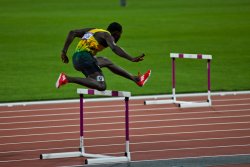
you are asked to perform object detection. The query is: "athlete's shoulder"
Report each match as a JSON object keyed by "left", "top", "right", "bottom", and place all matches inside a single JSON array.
[{"left": 89, "top": 28, "right": 111, "bottom": 34}]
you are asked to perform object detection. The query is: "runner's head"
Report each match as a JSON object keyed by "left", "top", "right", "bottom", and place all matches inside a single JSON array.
[{"left": 107, "top": 22, "right": 122, "bottom": 43}]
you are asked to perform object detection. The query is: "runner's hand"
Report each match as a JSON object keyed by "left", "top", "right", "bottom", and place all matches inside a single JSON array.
[
  {"left": 132, "top": 54, "right": 145, "bottom": 62},
  {"left": 61, "top": 52, "right": 69, "bottom": 64}
]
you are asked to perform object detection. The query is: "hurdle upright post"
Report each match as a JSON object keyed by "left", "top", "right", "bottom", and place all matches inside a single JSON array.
[
  {"left": 125, "top": 97, "right": 130, "bottom": 158},
  {"left": 207, "top": 59, "right": 212, "bottom": 104},
  {"left": 172, "top": 57, "right": 176, "bottom": 102},
  {"left": 79, "top": 94, "right": 84, "bottom": 153}
]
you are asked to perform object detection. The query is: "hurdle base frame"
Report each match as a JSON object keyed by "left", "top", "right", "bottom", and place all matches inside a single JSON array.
[
  {"left": 40, "top": 151, "right": 130, "bottom": 165},
  {"left": 177, "top": 100, "right": 211, "bottom": 108},
  {"left": 145, "top": 99, "right": 212, "bottom": 108}
]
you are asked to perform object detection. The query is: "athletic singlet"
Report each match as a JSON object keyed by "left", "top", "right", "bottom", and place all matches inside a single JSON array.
[{"left": 75, "top": 29, "right": 110, "bottom": 55}]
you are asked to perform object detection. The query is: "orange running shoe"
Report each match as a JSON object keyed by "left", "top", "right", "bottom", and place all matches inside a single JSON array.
[
  {"left": 136, "top": 70, "right": 151, "bottom": 87},
  {"left": 56, "top": 73, "right": 68, "bottom": 88}
]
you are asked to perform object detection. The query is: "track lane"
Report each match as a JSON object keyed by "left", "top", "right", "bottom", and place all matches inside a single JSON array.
[{"left": 1, "top": 94, "right": 250, "bottom": 167}]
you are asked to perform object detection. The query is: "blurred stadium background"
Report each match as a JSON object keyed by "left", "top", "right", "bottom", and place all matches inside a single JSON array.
[{"left": 0, "top": 0, "right": 250, "bottom": 102}]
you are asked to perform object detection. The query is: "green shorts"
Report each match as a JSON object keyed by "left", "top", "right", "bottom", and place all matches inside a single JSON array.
[{"left": 72, "top": 51, "right": 102, "bottom": 76}]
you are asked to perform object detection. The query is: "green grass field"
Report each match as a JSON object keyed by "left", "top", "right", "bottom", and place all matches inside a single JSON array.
[{"left": 1, "top": 0, "right": 250, "bottom": 102}]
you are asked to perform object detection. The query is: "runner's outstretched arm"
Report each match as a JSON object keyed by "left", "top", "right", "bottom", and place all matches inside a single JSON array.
[{"left": 104, "top": 33, "right": 145, "bottom": 62}]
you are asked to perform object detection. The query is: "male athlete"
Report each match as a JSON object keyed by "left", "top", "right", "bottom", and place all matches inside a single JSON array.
[{"left": 56, "top": 22, "right": 151, "bottom": 91}]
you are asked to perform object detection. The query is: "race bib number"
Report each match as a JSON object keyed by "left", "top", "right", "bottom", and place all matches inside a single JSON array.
[{"left": 82, "top": 32, "right": 93, "bottom": 40}]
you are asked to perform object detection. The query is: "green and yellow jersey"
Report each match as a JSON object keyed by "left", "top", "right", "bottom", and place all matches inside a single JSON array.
[{"left": 75, "top": 29, "right": 110, "bottom": 55}]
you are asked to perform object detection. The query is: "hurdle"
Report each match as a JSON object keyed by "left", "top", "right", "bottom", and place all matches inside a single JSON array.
[
  {"left": 40, "top": 89, "right": 131, "bottom": 165},
  {"left": 145, "top": 53, "right": 212, "bottom": 108}
]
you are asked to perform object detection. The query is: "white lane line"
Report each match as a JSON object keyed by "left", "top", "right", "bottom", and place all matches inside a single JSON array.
[
  {"left": 1, "top": 97, "right": 250, "bottom": 114},
  {"left": 0, "top": 138, "right": 78, "bottom": 146},
  {"left": 1, "top": 108, "right": 250, "bottom": 126},
  {"left": 130, "top": 135, "right": 250, "bottom": 146},
  {"left": 0, "top": 118, "right": 78, "bottom": 125},
  {"left": 132, "top": 144, "right": 250, "bottom": 153},
  {"left": 1, "top": 134, "right": 250, "bottom": 148},
  {"left": 1, "top": 103, "right": 250, "bottom": 120},
  {"left": 0, "top": 103, "right": 143, "bottom": 114},
  {"left": 1, "top": 127, "right": 250, "bottom": 141},
  {"left": 1, "top": 115, "right": 250, "bottom": 133},
  {"left": 216, "top": 103, "right": 250, "bottom": 107},
  {"left": 0, "top": 131, "right": 78, "bottom": 138},
  {"left": 0, "top": 112, "right": 80, "bottom": 119},
  {"left": 0, "top": 107, "right": 78, "bottom": 114},
  {"left": 0, "top": 146, "right": 76, "bottom": 154},
  {"left": 86, "top": 114, "right": 250, "bottom": 126},
  {"left": 0, "top": 124, "right": 79, "bottom": 131},
  {"left": 213, "top": 98, "right": 250, "bottom": 102},
  {"left": 0, "top": 106, "right": 178, "bottom": 119},
  {"left": 0, "top": 158, "right": 40, "bottom": 163},
  {"left": 85, "top": 128, "right": 250, "bottom": 140}
]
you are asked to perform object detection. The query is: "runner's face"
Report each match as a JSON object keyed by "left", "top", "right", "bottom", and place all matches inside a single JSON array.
[{"left": 112, "top": 31, "right": 122, "bottom": 43}]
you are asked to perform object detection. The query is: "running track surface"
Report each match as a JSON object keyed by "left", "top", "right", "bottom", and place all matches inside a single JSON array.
[{"left": 1, "top": 93, "right": 250, "bottom": 167}]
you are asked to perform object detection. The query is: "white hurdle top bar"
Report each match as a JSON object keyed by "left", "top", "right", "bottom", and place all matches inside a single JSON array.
[
  {"left": 170, "top": 53, "right": 212, "bottom": 60},
  {"left": 77, "top": 88, "right": 131, "bottom": 97}
]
